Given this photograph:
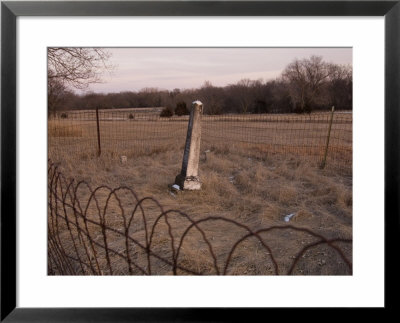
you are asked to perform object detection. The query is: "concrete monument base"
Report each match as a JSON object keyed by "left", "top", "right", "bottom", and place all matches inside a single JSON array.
[{"left": 175, "top": 174, "right": 202, "bottom": 190}]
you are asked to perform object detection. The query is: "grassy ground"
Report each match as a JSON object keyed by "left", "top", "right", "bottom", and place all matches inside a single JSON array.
[
  {"left": 49, "top": 145, "right": 352, "bottom": 275},
  {"left": 48, "top": 111, "right": 352, "bottom": 275}
]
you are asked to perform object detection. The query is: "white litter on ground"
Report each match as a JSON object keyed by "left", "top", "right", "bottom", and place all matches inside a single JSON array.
[
  {"left": 284, "top": 213, "right": 296, "bottom": 222},
  {"left": 171, "top": 184, "right": 180, "bottom": 190}
]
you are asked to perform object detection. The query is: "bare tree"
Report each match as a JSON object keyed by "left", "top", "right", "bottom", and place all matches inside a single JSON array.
[
  {"left": 48, "top": 48, "right": 112, "bottom": 90},
  {"left": 229, "top": 79, "right": 255, "bottom": 113},
  {"left": 282, "top": 56, "right": 333, "bottom": 113},
  {"left": 139, "top": 87, "right": 162, "bottom": 107},
  {"left": 48, "top": 70, "right": 67, "bottom": 116},
  {"left": 327, "top": 64, "right": 353, "bottom": 109},
  {"left": 199, "top": 81, "right": 224, "bottom": 115}
]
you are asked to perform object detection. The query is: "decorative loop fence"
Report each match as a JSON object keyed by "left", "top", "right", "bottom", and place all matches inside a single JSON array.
[
  {"left": 48, "top": 161, "right": 352, "bottom": 275},
  {"left": 48, "top": 109, "right": 352, "bottom": 169}
]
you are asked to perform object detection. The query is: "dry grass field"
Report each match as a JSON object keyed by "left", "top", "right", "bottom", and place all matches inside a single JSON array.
[{"left": 48, "top": 111, "right": 352, "bottom": 275}]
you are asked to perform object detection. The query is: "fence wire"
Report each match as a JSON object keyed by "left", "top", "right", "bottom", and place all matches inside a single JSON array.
[
  {"left": 48, "top": 161, "right": 352, "bottom": 275},
  {"left": 48, "top": 109, "right": 352, "bottom": 169}
]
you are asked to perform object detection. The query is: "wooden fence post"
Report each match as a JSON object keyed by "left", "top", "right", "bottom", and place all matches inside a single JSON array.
[{"left": 320, "top": 106, "right": 335, "bottom": 169}]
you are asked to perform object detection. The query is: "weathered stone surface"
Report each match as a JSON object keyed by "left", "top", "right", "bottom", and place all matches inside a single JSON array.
[
  {"left": 174, "top": 174, "right": 201, "bottom": 190},
  {"left": 175, "top": 100, "right": 203, "bottom": 190}
]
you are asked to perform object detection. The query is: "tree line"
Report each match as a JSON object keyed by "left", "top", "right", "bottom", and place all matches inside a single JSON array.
[{"left": 49, "top": 51, "right": 352, "bottom": 116}]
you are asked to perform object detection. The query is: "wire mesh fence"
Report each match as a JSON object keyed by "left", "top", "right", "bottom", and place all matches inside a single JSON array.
[
  {"left": 48, "top": 108, "right": 352, "bottom": 169},
  {"left": 48, "top": 161, "right": 352, "bottom": 275}
]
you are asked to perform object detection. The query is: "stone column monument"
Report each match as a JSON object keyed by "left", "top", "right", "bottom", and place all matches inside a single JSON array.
[{"left": 175, "top": 100, "right": 203, "bottom": 190}]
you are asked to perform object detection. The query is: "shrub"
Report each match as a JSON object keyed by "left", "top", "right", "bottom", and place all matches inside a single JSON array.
[
  {"left": 293, "top": 102, "right": 312, "bottom": 114},
  {"left": 160, "top": 107, "right": 173, "bottom": 118},
  {"left": 175, "top": 101, "right": 189, "bottom": 116},
  {"left": 128, "top": 113, "right": 134, "bottom": 119},
  {"left": 253, "top": 100, "right": 268, "bottom": 114},
  {"left": 60, "top": 113, "right": 68, "bottom": 119}
]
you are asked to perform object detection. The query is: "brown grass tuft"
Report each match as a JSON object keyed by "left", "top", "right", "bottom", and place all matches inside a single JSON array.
[{"left": 48, "top": 121, "right": 84, "bottom": 137}]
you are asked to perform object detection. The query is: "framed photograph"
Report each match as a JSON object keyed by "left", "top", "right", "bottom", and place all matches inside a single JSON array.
[{"left": 1, "top": 0, "right": 398, "bottom": 320}]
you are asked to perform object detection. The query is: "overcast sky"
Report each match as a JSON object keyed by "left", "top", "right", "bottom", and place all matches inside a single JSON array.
[{"left": 89, "top": 47, "right": 352, "bottom": 93}]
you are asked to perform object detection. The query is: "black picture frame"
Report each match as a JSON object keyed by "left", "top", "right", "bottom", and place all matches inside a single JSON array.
[{"left": 1, "top": 0, "right": 398, "bottom": 321}]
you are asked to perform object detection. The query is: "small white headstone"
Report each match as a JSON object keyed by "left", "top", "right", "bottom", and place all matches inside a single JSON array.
[{"left": 120, "top": 156, "right": 127, "bottom": 164}]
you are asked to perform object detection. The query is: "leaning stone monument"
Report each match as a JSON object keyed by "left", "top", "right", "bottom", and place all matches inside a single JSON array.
[{"left": 174, "top": 100, "right": 203, "bottom": 190}]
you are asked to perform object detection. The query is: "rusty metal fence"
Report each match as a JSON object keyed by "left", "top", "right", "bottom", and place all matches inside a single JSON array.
[
  {"left": 48, "top": 161, "right": 352, "bottom": 275},
  {"left": 48, "top": 109, "right": 352, "bottom": 169}
]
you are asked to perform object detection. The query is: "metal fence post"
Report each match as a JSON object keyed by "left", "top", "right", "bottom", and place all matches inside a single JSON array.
[
  {"left": 96, "top": 108, "right": 101, "bottom": 156},
  {"left": 320, "top": 106, "right": 335, "bottom": 169}
]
